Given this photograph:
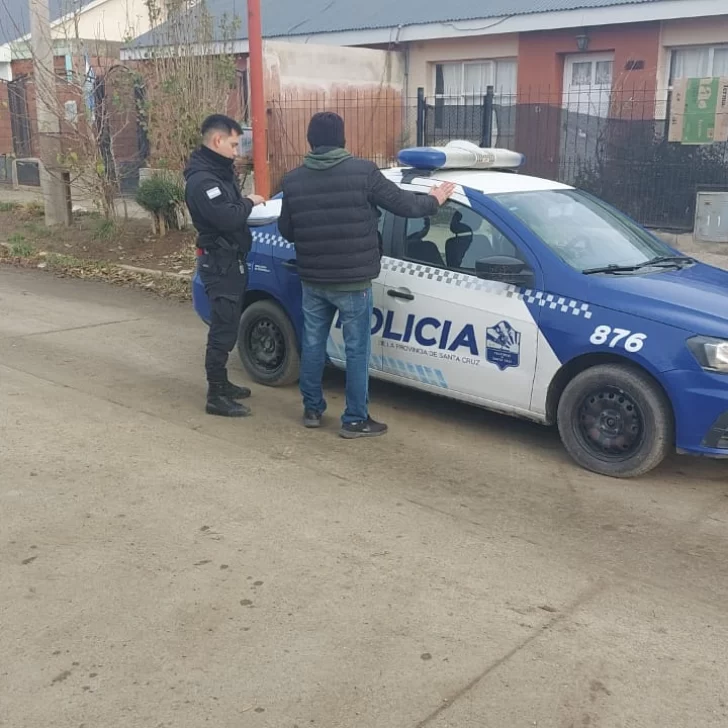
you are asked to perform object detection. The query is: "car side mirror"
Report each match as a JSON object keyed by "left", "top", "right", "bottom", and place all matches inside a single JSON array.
[{"left": 475, "top": 256, "right": 534, "bottom": 288}]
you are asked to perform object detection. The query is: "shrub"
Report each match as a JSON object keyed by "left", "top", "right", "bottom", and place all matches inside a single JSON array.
[{"left": 135, "top": 173, "right": 185, "bottom": 236}]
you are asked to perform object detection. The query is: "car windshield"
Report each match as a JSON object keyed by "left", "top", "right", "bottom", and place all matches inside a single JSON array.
[{"left": 491, "top": 189, "right": 675, "bottom": 272}]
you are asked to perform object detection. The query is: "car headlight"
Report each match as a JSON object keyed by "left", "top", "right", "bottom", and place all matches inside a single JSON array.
[{"left": 688, "top": 336, "right": 728, "bottom": 373}]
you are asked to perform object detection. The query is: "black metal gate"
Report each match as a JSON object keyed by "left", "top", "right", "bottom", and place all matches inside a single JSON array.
[{"left": 7, "top": 77, "right": 32, "bottom": 157}]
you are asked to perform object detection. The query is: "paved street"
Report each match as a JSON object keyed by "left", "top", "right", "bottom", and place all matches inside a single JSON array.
[{"left": 1, "top": 267, "right": 727, "bottom": 728}]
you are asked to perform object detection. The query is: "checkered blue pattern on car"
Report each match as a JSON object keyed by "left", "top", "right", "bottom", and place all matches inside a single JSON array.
[
  {"left": 327, "top": 338, "right": 448, "bottom": 389},
  {"left": 252, "top": 230, "right": 294, "bottom": 250},
  {"left": 382, "top": 357, "right": 449, "bottom": 389},
  {"left": 381, "top": 257, "right": 593, "bottom": 320}
]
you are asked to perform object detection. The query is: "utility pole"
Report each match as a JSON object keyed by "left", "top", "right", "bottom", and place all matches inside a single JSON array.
[
  {"left": 246, "top": 0, "right": 270, "bottom": 199},
  {"left": 29, "top": 0, "right": 71, "bottom": 226}
]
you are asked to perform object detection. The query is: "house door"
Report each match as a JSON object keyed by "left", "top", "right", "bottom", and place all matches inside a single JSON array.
[{"left": 560, "top": 53, "right": 614, "bottom": 183}]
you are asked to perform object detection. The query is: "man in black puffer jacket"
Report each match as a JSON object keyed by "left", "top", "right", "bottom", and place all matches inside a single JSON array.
[{"left": 279, "top": 112, "right": 454, "bottom": 438}]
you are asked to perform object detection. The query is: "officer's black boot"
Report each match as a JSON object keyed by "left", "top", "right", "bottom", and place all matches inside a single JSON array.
[
  {"left": 221, "top": 378, "right": 251, "bottom": 400},
  {"left": 206, "top": 382, "right": 252, "bottom": 417}
]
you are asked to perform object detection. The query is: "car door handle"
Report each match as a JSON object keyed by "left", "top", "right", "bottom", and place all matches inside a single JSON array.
[
  {"left": 282, "top": 259, "right": 297, "bottom": 269},
  {"left": 387, "top": 288, "right": 415, "bottom": 301}
]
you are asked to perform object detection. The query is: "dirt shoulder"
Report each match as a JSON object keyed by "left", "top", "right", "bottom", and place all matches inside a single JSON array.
[
  {"left": 0, "top": 202, "right": 197, "bottom": 274},
  {"left": 0, "top": 202, "right": 194, "bottom": 301}
]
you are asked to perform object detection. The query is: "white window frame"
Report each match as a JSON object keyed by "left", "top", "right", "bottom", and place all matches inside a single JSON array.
[
  {"left": 433, "top": 58, "right": 517, "bottom": 103},
  {"left": 669, "top": 44, "right": 728, "bottom": 84}
]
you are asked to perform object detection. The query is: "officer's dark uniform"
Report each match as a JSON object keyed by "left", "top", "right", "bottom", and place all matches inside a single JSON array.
[{"left": 184, "top": 145, "right": 254, "bottom": 416}]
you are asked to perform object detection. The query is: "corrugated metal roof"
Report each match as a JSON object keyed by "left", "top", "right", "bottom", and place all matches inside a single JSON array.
[
  {"left": 129, "top": 0, "right": 666, "bottom": 48},
  {"left": 0, "top": 0, "right": 96, "bottom": 46}
]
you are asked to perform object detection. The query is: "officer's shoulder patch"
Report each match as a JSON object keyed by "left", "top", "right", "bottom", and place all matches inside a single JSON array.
[{"left": 205, "top": 186, "right": 222, "bottom": 200}]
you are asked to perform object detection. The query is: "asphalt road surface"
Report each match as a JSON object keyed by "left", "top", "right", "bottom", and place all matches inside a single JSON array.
[{"left": 1, "top": 268, "right": 727, "bottom": 728}]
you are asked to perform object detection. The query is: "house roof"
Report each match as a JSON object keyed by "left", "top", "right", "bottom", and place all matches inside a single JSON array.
[
  {"left": 0, "top": 0, "right": 97, "bottom": 46},
  {"left": 129, "top": 0, "right": 669, "bottom": 48}
]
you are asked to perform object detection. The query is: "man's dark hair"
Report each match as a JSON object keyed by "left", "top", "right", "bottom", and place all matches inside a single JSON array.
[
  {"left": 307, "top": 112, "right": 346, "bottom": 150},
  {"left": 200, "top": 114, "right": 243, "bottom": 139}
]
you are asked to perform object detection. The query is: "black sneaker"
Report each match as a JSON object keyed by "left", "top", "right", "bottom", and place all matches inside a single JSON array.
[
  {"left": 303, "top": 410, "right": 323, "bottom": 428},
  {"left": 339, "top": 417, "right": 388, "bottom": 439},
  {"left": 221, "top": 380, "right": 251, "bottom": 400}
]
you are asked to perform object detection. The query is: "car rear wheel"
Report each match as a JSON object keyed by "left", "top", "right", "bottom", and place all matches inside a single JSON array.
[
  {"left": 556, "top": 363, "right": 673, "bottom": 478},
  {"left": 237, "top": 300, "right": 300, "bottom": 386}
]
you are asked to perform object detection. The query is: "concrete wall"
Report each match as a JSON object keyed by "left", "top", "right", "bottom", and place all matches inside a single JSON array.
[
  {"left": 263, "top": 40, "right": 406, "bottom": 190},
  {"left": 406, "top": 34, "right": 519, "bottom": 96},
  {"left": 264, "top": 41, "right": 405, "bottom": 96}
]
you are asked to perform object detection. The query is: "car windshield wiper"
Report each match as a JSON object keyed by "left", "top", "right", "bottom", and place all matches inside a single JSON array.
[
  {"left": 583, "top": 256, "right": 696, "bottom": 275},
  {"left": 634, "top": 255, "right": 696, "bottom": 269},
  {"left": 582, "top": 263, "right": 642, "bottom": 275}
]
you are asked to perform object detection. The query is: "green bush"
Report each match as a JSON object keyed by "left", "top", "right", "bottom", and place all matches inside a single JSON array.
[{"left": 135, "top": 173, "right": 185, "bottom": 236}]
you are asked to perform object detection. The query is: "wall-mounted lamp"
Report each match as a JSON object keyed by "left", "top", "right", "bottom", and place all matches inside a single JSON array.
[{"left": 575, "top": 32, "right": 590, "bottom": 52}]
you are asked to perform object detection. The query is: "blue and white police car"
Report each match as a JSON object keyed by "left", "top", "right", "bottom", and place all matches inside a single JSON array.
[{"left": 192, "top": 140, "right": 728, "bottom": 479}]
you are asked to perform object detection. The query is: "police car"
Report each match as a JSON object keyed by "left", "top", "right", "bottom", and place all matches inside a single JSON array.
[{"left": 192, "top": 140, "right": 728, "bottom": 479}]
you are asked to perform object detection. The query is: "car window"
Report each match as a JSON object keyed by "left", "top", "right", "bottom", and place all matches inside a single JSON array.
[
  {"left": 377, "top": 207, "right": 386, "bottom": 235},
  {"left": 402, "top": 200, "right": 519, "bottom": 272},
  {"left": 492, "top": 189, "right": 674, "bottom": 271}
]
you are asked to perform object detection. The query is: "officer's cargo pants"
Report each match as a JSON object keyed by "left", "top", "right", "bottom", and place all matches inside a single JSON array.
[{"left": 198, "top": 247, "right": 247, "bottom": 383}]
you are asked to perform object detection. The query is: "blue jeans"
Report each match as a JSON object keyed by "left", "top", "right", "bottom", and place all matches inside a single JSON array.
[{"left": 300, "top": 283, "right": 373, "bottom": 424}]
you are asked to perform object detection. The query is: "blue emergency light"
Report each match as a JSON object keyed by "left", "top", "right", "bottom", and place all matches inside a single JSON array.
[{"left": 397, "top": 140, "right": 525, "bottom": 171}]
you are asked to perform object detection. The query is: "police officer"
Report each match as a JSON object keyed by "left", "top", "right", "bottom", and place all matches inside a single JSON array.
[{"left": 184, "top": 114, "right": 265, "bottom": 417}]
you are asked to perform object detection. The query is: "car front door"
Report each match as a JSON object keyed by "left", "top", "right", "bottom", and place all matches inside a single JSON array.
[
  {"left": 325, "top": 208, "right": 392, "bottom": 372},
  {"left": 380, "top": 184, "right": 541, "bottom": 415}
]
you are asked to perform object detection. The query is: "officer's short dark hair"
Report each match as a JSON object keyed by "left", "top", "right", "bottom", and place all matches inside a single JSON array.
[
  {"left": 200, "top": 114, "right": 243, "bottom": 139},
  {"left": 307, "top": 112, "right": 346, "bottom": 150}
]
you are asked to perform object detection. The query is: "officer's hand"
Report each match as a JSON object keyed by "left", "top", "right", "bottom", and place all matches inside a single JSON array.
[
  {"left": 429, "top": 182, "right": 456, "bottom": 206},
  {"left": 247, "top": 194, "right": 266, "bottom": 206}
]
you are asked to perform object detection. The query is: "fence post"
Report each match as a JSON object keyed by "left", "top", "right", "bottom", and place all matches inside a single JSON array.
[
  {"left": 416, "top": 87, "right": 425, "bottom": 147},
  {"left": 481, "top": 85, "right": 494, "bottom": 148},
  {"left": 664, "top": 87, "right": 672, "bottom": 139}
]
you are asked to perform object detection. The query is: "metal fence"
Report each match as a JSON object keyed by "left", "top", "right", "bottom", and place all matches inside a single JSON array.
[
  {"left": 275, "top": 86, "right": 728, "bottom": 231},
  {"left": 4, "top": 79, "right": 727, "bottom": 231}
]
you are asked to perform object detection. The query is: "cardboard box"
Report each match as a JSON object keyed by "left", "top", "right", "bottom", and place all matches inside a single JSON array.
[{"left": 669, "top": 76, "right": 728, "bottom": 144}]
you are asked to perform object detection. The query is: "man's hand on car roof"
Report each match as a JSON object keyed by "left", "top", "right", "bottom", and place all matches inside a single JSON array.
[{"left": 429, "top": 182, "right": 456, "bottom": 206}]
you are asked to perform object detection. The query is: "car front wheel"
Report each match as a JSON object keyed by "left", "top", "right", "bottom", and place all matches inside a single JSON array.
[
  {"left": 556, "top": 363, "right": 674, "bottom": 478},
  {"left": 237, "top": 300, "right": 300, "bottom": 386}
]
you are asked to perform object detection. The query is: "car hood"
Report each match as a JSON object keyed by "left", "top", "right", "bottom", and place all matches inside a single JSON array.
[{"left": 587, "top": 262, "right": 728, "bottom": 338}]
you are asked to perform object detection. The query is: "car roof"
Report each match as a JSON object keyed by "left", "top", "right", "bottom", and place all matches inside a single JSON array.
[{"left": 383, "top": 168, "right": 574, "bottom": 196}]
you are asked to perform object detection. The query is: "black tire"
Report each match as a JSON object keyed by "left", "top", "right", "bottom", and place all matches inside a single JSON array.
[
  {"left": 237, "top": 299, "right": 300, "bottom": 387},
  {"left": 556, "top": 363, "right": 673, "bottom": 478}
]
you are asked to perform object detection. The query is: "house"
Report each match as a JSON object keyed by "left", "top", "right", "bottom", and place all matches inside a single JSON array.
[
  {"left": 125, "top": 0, "right": 728, "bottom": 106},
  {"left": 122, "top": 0, "right": 728, "bottom": 229},
  {"left": 0, "top": 0, "right": 158, "bottom": 179}
]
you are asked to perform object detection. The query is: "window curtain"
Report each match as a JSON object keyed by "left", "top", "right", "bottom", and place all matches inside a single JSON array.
[
  {"left": 437, "top": 63, "right": 463, "bottom": 99},
  {"left": 671, "top": 48, "right": 711, "bottom": 80},
  {"left": 713, "top": 48, "right": 728, "bottom": 76},
  {"left": 495, "top": 59, "right": 518, "bottom": 104}
]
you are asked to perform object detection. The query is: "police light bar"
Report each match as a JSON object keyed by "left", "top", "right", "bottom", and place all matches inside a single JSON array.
[{"left": 397, "top": 140, "right": 525, "bottom": 171}]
